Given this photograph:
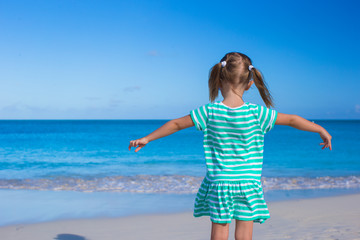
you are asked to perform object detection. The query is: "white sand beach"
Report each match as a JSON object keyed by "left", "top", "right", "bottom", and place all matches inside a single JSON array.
[{"left": 1, "top": 193, "right": 359, "bottom": 240}]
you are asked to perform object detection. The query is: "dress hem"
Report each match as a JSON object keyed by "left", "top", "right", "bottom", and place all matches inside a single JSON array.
[{"left": 193, "top": 212, "right": 270, "bottom": 224}]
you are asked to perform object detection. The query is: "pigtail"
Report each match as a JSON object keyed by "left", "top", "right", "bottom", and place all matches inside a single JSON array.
[
  {"left": 208, "top": 63, "right": 222, "bottom": 102},
  {"left": 251, "top": 67, "right": 274, "bottom": 108}
]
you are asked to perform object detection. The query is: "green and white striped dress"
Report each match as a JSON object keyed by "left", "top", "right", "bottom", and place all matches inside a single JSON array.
[{"left": 190, "top": 100, "right": 278, "bottom": 224}]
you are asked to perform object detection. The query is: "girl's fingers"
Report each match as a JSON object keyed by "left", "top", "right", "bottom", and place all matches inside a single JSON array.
[
  {"left": 320, "top": 142, "right": 327, "bottom": 149},
  {"left": 327, "top": 139, "right": 332, "bottom": 150},
  {"left": 129, "top": 140, "right": 138, "bottom": 151},
  {"left": 320, "top": 140, "right": 332, "bottom": 150},
  {"left": 326, "top": 139, "right": 332, "bottom": 150},
  {"left": 135, "top": 144, "right": 145, "bottom": 152},
  {"left": 129, "top": 140, "right": 146, "bottom": 152}
]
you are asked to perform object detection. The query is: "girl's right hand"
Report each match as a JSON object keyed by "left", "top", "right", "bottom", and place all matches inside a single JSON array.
[{"left": 319, "top": 129, "right": 332, "bottom": 150}]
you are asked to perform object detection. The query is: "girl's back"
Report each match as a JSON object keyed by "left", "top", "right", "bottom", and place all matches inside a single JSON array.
[{"left": 190, "top": 100, "right": 277, "bottom": 182}]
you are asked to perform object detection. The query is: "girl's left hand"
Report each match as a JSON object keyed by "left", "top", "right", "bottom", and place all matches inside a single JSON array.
[
  {"left": 319, "top": 129, "right": 332, "bottom": 150},
  {"left": 128, "top": 137, "right": 149, "bottom": 152}
]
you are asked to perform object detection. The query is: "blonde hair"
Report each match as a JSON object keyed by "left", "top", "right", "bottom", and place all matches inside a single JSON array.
[{"left": 208, "top": 52, "right": 274, "bottom": 108}]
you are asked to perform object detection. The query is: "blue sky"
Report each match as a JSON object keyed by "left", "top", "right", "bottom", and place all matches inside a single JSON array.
[{"left": 0, "top": 0, "right": 359, "bottom": 119}]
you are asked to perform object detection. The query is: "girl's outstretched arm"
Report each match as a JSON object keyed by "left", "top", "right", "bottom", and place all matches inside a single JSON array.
[
  {"left": 129, "top": 115, "right": 194, "bottom": 152},
  {"left": 275, "top": 113, "right": 332, "bottom": 150}
]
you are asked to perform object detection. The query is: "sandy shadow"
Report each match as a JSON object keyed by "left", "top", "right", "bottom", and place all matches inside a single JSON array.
[{"left": 54, "top": 233, "right": 88, "bottom": 240}]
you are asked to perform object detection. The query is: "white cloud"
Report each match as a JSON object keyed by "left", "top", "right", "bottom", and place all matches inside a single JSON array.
[
  {"left": 147, "top": 50, "right": 158, "bottom": 56},
  {"left": 85, "top": 97, "right": 101, "bottom": 101},
  {"left": 123, "top": 86, "right": 141, "bottom": 92},
  {"left": 1, "top": 102, "right": 47, "bottom": 113},
  {"left": 355, "top": 104, "right": 360, "bottom": 113},
  {"left": 108, "top": 98, "right": 122, "bottom": 108}
]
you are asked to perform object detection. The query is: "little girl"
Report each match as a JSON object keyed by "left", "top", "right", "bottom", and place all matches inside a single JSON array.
[{"left": 128, "top": 52, "right": 332, "bottom": 240}]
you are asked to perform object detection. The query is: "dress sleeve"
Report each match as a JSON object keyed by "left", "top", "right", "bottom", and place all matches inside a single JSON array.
[
  {"left": 256, "top": 104, "right": 278, "bottom": 134},
  {"left": 190, "top": 103, "right": 209, "bottom": 131}
]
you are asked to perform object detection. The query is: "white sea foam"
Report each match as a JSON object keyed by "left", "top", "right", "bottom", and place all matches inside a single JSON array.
[{"left": 0, "top": 175, "right": 359, "bottom": 194}]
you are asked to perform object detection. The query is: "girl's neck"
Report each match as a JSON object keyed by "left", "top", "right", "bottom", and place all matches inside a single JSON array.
[
  {"left": 221, "top": 98, "right": 245, "bottom": 108},
  {"left": 220, "top": 84, "right": 246, "bottom": 107}
]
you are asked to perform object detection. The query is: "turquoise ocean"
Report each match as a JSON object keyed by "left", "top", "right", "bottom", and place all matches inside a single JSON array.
[{"left": 0, "top": 120, "right": 359, "bottom": 226}]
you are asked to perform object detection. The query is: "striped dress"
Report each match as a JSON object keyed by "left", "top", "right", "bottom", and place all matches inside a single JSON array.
[{"left": 190, "top": 100, "right": 278, "bottom": 224}]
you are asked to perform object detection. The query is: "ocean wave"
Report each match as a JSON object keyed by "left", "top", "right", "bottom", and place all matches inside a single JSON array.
[{"left": 0, "top": 175, "right": 359, "bottom": 194}]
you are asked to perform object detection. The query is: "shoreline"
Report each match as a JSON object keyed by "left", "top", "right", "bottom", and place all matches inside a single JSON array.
[
  {"left": 1, "top": 187, "right": 360, "bottom": 228},
  {"left": 1, "top": 192, "right": 360, "bottom": 240}
]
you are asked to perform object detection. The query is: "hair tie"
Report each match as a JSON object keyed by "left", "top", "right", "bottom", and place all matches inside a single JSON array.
[
  {"left": 248, "top": 65, "right": 254, "bottom": 71},
  {"left": 221, "top": 61, "right": 227, "bottom": 68}
]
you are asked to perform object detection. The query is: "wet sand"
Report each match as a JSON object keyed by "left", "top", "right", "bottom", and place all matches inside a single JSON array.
[{"left": 1, "top": 193, "right": 359, "bottom": 240}]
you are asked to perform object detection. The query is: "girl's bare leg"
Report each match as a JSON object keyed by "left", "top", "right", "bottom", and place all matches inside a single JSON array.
[
  {"left": 235, "top": 220, "right": 253, "bottom": 240},
  {"left": 211, "top": 221, "right": 229, "bottom": 240}
]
